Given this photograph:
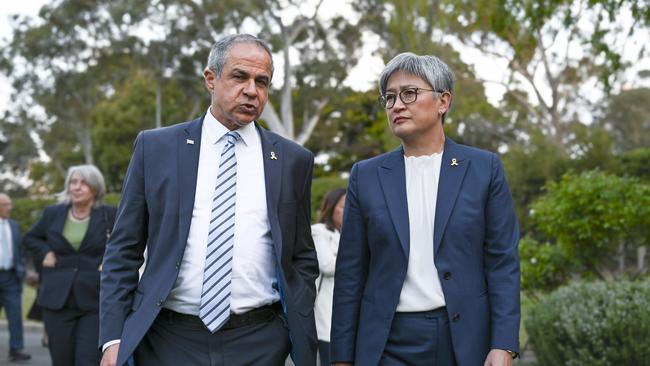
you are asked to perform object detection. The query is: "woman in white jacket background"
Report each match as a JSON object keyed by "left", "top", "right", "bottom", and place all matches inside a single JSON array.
[{"left": 312, "top": 188, "right": 346, "bottom": 366}]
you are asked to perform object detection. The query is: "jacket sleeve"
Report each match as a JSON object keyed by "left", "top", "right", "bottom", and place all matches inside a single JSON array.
[
  {"left": 292, "top": 152, "right": 319, "bottom": 295},
  {"left": 99, "top": 132, "right": 149, "bottom": 346},
  {"left": 330, "top": 163, "right": 369, "bottom": 362},
  {"left": 23, "top": 206, "right": 55, "bottom": 268},
  {"left": 484, "top": 153, "right": 521, "bottom": 353}
]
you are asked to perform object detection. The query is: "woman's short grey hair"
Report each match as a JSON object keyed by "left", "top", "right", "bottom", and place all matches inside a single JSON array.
[
  {"left": 379, "top": 52, "right": 454, "bottom": 123},
  {"left": 59, "top": 164, "right": 106, "bottom": 207},
  {"left": 206, "top": 34, "right": 274, "bottom": 77}
]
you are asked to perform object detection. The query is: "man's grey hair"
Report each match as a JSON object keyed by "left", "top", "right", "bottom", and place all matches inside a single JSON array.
[
  {"left": 59, "top": 164, "right": 106, "bottom": 207},
  {"left": 206, "top": 34, "right": 274, "bottom": 77},
  {"left": 379, "top": 52, "right": 454, "bottom": 123}
]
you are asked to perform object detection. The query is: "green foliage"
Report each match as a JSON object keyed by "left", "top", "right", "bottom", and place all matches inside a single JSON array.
[
  {"left": 307, "top": 89, "right": 397, "bottom": 175},
  {"left": 598, "top": 88, "right": 650, "bottom": 153},
  {"left": 616, "top": 148, "right": 650, "bottom": 181},
  {"left": 502, "top": 131, "right": 570, "bottom": 233},
  {"left": 531, "top": 170, "right": 650, "bottom": 278},
  {"left": 11, "top": 197, "right": 56, "bottom": 233},
  {"left": 92, "top": 68, "right": 199, "bottom": 192},
  {"left": 519, "top": 237, "right": 571, "bottom": 292},
  {"left": 310, "top": 176, "right": 348, "bottom": 223},
  {"left": 526, "top": 280, "right": 650, "bottom": 365}
]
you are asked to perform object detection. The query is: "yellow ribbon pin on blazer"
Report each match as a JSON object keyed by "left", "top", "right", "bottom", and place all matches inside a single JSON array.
[
  {"left": 451, "top": 158, "right": 459, "bottom": 167},
  {"left": 270, "top": 151, "right": 278, "bottom": 160}
]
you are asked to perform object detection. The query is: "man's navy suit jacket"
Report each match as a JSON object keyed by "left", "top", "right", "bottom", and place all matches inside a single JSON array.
[
  {"left": 100, "top": 116, "right": 319, "bottom": 366},
  {"left": 331, "top": 138, "right": 520, "bottom": 366}
]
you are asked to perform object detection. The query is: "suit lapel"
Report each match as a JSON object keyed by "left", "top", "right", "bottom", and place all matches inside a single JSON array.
[
  {"left": 434, "top": 138, "right": 469, "bottom": 253},
  {"left": 257, "top": 123, "right": 284, "bottom": 258},
  {"left": 378, "top": 147, "right": 410, "bottom": 257},
  {"left": 178, "top": 116, "right": 204, "bottom": 246},
  {"left": 78, "top": 207, "right": 102, "bottom": 250}
]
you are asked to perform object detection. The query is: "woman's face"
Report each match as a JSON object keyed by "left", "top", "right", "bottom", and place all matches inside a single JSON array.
[
  {"left": 333, "top": 194, "right": 346, "bottom": 230},
  {"left": 69, "top": 173, "right": 96, "bottom": 206}
]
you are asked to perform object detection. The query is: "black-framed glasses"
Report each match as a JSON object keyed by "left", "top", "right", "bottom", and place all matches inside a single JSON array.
[{"left": 378, "top": 87, "right": 444, "bottom": 109}]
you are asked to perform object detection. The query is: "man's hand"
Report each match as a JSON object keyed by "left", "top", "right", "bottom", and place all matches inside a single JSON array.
[
  {"left": 100, "top": 344, "right": 119, "bottom": 366},
  {"left": 483, "top": 349, "right": 513, "bottom": 366},
  {"left": 42, "top": 251, "right": 57, "bottom": 268}
]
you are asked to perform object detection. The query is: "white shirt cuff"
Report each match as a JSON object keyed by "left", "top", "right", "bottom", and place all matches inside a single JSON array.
[{"left": 102, "top": 340, "right": 121, "bottom": 352}]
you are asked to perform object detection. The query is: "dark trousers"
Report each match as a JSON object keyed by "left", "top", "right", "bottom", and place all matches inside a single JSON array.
[
  {"left": 42, "top": 294, "right": 101, "bottom": 366},
  {"left": 380, "top": 307, "right": 456, "bottom": 366},
  {"left": 135, "top": 305, "right": 291, "bottom": 366},
  {"left": 318, "top": 341, "right": 330, "bottom": 366},
  {"left": 0, "top": 270, "right": 24, "bottom": 351}
]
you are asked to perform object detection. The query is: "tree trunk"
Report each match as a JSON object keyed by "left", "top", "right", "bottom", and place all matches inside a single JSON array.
[
  {"left": 80, "top": 128, "right": 94, "bottom": 165},
  {"left": 638, "top": 246, "right": 647, "bottom": 273},
  {"left": 617, "top": 240, "right": 626, "bottom": 274}
]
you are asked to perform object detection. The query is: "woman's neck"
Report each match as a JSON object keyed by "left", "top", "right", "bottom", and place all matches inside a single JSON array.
[
  {"left": 402, "top": 131, "right": 445, "bottom": 157},
  {"left": 70, "top": 202, "right": 92, "bottom": 220}
]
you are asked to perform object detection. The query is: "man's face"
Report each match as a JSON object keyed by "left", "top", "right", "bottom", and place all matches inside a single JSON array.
[
  {"left": 0, "top": 195, "right": 12, "bottom": 219},
  {"left": 203, "top": 43, "right": 273, "bottom": 130}
]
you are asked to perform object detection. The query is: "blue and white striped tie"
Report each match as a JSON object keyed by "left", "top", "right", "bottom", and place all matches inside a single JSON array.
[{"left": 200, "top": 131, "right": 240, "bottom": 332}]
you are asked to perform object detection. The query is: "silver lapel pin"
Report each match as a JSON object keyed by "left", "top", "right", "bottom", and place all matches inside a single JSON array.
[
  {"left": 186, "top": 139, "right": 195, "bottom": 145},
  {"left": 451, "top": 158, "right": 459, "bottom": 167},
  {"left": 270, "top": 151, "right": 278, "bottom": 160}
]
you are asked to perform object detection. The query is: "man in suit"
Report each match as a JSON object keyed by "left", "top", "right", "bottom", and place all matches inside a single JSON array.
[
  {"left": 330, "top": 53, "right": 520, "bottom": 366},
  {"left": 0, "top": 193, "right": 31, "bottom": 362},
  {"left": 100, "top": 34, "right": 318, "bottom": 366}
]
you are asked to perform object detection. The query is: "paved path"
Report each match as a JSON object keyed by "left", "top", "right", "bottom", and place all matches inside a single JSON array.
[{"left": 0, "top": 321, "right": 49, "bottom": 366}]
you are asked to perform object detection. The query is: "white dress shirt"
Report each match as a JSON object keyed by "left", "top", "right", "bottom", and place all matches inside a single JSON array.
[
  {"left": 164, "top": 109, "right": 279, "bottom": 315},
  {"left": 312, "top": 223, "right": 340, "bottom": 342},
  {"left": 0, "top": 219, "right": 13, "bottom": 270},
  {"left": 396, "top": 152, "right": 446, "bottom": 311}
]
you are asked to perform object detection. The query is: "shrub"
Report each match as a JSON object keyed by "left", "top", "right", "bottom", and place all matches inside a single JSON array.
[
  {"left": 526, "top": 280, "right": 650, "bottom": 365},
  {"left": 311, "top": 176, "right": 347, "bottom": 222}
]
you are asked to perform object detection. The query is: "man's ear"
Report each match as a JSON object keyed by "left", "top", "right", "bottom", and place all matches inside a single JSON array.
[{"left": 203, "top": 68, "right": 215, "bottom": 92}]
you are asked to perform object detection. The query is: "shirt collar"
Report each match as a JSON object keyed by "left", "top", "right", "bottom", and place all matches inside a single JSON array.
[{"left": 203, "top": 107, "right": 256, "bottom": 146}]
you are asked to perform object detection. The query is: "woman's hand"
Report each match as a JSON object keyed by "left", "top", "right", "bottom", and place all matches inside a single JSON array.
[{"left": 42, "top": 251, "right": 57, "bottom": 268}]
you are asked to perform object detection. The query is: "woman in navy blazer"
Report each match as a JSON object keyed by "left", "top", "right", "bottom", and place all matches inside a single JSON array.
[{"left": 24, "top": 165, "right": 116, "bottom": 366}]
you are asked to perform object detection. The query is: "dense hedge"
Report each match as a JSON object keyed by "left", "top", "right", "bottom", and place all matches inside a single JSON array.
[
  {"left": 10, "top": 178, "right": 346, "bottom": 232},
  {"left": 310, "top": 176, "right": 348, "bottom": 221},
  {"left": 526, "top": 280, "right": 650, "bottom": 365}
]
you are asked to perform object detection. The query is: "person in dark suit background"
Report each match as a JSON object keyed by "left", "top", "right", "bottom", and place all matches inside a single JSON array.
[
  {"left": 0, "top": 193, "right": 31, "bottom": 362},
  {"left": 23, "top": 165, "right": 116, "bottom": 366},
  {"left": 100, "top": 34, "right": 318, "bottom": 366},
  {"left": 330, "top": 53, "right": 520, "bottom": 366}
]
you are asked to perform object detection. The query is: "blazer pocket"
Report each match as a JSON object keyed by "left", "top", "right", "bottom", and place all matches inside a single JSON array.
[{"left": 37, "top": 268, "right": 73, "bottom": 310}]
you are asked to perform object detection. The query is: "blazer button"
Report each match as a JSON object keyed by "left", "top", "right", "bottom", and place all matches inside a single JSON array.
[
  {"left": 443, "top": 272, "right": 451, "bottom": 280},
  {"left": 452, "top": 313, "right": 461, "bottom": 322}
]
